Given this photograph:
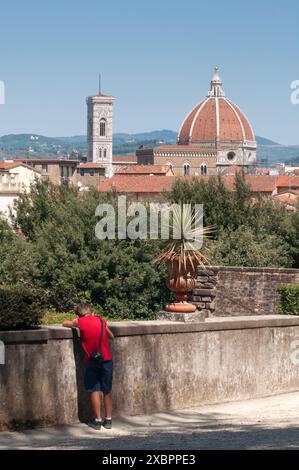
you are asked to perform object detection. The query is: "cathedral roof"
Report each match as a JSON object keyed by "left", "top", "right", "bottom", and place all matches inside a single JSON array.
[{"left": 178, "top": 67, "right": 255, "bottom": 145}]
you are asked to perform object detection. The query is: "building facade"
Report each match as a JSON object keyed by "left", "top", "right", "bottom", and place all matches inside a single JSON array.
[
  {"left": 137, "top": 67, "right": 257, "bottom": 176},
  {"left": 0, "top": 162, "right": 41, "bottom": 216},
  {"left": 15, "top": 158, "right": 78, "bottom": 185},
  {"left": 86, "top": 92, "right": 115, "bottom": 177}
]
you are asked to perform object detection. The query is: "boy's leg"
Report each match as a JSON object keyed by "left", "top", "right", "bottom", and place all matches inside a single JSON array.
[
  {"left": 90, "top": 391, "right": 102, "bottom": 420},
  {"left": 103, "top": 392, "right": 112, "bottom": 418}
]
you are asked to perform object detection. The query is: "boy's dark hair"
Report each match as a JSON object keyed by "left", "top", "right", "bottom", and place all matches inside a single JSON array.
[{"left": 74, "top": 303, "right": 94, "bottom": 317}]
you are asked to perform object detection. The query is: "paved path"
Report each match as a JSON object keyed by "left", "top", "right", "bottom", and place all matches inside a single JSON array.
[{"left": 1, "top": 392, "right": 299, "bottom": 450}]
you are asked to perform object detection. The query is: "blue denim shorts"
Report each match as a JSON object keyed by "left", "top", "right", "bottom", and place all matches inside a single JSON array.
[{"left": 84, "top": 360, "right": 113, "bottom": 393}]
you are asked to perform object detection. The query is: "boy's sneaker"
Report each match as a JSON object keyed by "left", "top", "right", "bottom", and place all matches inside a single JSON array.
[
  {"left": 87, "top": 419, "right": 102, "bottom": 431},
  {"left": 102, "top": 418, "right": 112, "bottom": 429}
]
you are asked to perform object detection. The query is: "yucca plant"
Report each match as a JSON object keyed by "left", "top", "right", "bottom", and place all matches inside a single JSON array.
[
  {"left": 154, "top": 203, "right": 213, "bottom": 313},
  {"left": 154, "top": 203, "right": 212, "bottom": 275}
]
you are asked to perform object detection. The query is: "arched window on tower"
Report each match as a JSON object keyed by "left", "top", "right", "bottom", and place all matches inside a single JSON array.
[
  {"left": 98, "top": 148, "right": 102, "bottom": 160},
  {"left": 103, "top": 149, "right": 107, "bottom": 160},
  {"left": 200, "top": 164, "right": 208, "bottom": 176},
  {"left": 100, "top": 118, "right": 106, "bottom": 137},
  {"left": 183, "top": 163, "right": 190, "bottom": 176}
]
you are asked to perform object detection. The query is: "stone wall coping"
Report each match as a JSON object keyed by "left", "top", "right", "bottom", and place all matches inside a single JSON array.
[
  {"left": 201, "top": 266, "right": 299, "bottom": 274},
  {"left": 1, "top": 315, "right": 299, "bottom": 343}
]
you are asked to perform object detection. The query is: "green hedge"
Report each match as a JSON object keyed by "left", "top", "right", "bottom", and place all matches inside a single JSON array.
[
  {"left": 278, "top": 284, "right": 299, "bottom": 315},
  {"left": 0, "top": 284, "right": 47, "bottom": 330}
]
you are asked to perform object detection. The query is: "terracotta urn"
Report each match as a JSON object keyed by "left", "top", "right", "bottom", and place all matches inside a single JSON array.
[{"left": 165, "top": 261, "right": 197, "bottom": 313}]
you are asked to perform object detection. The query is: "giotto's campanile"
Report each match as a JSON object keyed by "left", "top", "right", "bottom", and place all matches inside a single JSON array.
[{"left": 86, "top": 91, "right": 115, "bottom": 175}]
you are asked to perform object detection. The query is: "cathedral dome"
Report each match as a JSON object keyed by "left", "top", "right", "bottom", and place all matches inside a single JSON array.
[{"left": 178, "top": 67, "right": 255, "bottom": 146}]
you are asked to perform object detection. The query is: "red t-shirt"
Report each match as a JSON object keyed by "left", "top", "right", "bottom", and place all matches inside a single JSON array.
[{"left": 77, "top": 315, "right": 112, "bottom": 363}]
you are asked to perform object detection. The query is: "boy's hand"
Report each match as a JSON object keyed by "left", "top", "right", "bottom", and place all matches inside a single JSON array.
[
  {"left": 62, "top": 319, "right": 78, "bottom": 328},
  {"left": 106, "top": 326, "right": 114, "bottom": 340}
]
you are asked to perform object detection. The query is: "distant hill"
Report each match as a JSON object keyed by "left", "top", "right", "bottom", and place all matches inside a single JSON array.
[
  {"left": 285, "top": 155, "right": 299, "bottom": 165},
  {"left": 0, "top": 131, "right": 298, "bottom": 165},
  {"left": 255, "top": 136, "right": 280, "bottom": 146}
]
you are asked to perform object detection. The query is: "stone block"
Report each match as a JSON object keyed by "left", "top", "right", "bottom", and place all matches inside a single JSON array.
[
  {"left": 158, "top": 310, "right": 205, "bottom": 323},
  {"left": 193, "top": 289, "right": 216, "bottom": 297},
  {"left": 197, "top": 276, "right": 210, "bottom": 282}
]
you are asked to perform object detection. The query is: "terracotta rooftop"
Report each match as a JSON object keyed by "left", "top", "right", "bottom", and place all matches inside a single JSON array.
[
  {"left": 115, "top": 165, "right": 170, "bottom": 175},
  {"left": 178, "top": 68, "right": 255, "bottom": 145},
  {"left": 98, "top": 175, "right": 175, "bottom": 194},
  {"left": 79, "top": 163, "right": 105, "bottom": 169},
  {"left": 276, "top": 176, "right": 299, "bottom": 188},
  {"left": 273, "top": 190, "right": 299, "bottom": 206},
  {"left": 112, "top": 155, "right": 137, "bottom": 163},
  {"left": 0, "top": 161, "right": 40, "bottom": 172},
  {"left": 97, "top": 175, "right": 280, "bottom": 195},
  {"left": 14, "top": 158, "right": 78, "bottom": 164},
  {"left": 0, "top": 161, "right": 20, "bottom": 169},
  {"left": 178, "top": 97, "right": 255, "bottom": 145}
]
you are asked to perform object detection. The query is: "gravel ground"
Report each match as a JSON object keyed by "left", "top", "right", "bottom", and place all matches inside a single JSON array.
[{"left": 1, "top": 392, "right": 299, "bottom": 450}]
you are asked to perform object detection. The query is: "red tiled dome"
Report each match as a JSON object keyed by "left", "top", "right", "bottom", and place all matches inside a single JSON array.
[{"left": 178, "top": 68, "right": 255, "bottom": 145}]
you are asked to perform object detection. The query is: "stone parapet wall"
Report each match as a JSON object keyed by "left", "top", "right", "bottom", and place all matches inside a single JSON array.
[
  {"left": 2, "top": 316, "right": 299, "bottom": 430},
  {"left": 193, "top": 266, "right": 299, "bottom": 317}
]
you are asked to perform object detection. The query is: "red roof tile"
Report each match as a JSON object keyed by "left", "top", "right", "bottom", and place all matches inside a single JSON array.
[
  {"left": 178, "top": 97, "right": 255, "bottom": 144},
  {"left": 79, "top": 163, "right": 105, "bottom": 169},
  {"left": 115, "top": 165, "right": 169, "bottom": 175},
  {"left": 97, "top": 175, "right": 279, "bottom": 195},
  {"left": 98, "top": 175, "right": 175, "bottom": 193},
  {"left": 112, "top": 155, "right": 137, "bottom": 163},
  {"left": 276, "top": 176, "right": 299, "bottom": 188}
]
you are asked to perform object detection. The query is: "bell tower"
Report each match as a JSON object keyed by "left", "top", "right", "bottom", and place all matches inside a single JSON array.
[{"left": 86, "top": 89, "right": 115, "bottom": 176}]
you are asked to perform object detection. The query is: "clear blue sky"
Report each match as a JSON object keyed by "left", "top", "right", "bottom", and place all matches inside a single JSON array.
[{"left": 0, "top": 0, "right": 298, "bottom": 144}]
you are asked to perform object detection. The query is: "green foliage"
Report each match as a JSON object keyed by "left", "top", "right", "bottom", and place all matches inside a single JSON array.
[
  {"left": 206, "top": 225, "right": 293, "bottom": 268},
  {"left": 168, "top": 174, "right": 299, "bottom": 268},
  {"left": 1, "top": 173, "right": 298, "bottom": 326},
  {"left": 278, "top": 284, "right": 299, "bottom": 315},
  {"left": 3, "top": 181, "right": 170, "bottom": 320},
  {"left": 0, "top": 284, "right": 47, "bottom": 330}
]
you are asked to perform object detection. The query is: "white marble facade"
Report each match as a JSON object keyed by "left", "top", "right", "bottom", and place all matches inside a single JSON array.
[{"left": 86, "top": 93, "right": 115, "bottom": 175}]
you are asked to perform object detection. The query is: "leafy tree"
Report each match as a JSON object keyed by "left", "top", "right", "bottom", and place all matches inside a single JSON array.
[
  {"left": 206, "top": 225, "right": 293, "bottom": 268},
  {"left": 168, "top": 173, "right": 298, "bottom": 268},
  {"left": 7, "top": 181, "right": 170, "bottom": 317}
]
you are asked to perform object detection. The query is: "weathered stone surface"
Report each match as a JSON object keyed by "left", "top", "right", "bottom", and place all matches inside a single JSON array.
[
  {"left": 197, "top": 270, "right": 209, "bottom": 276},
  {"left": 193, "top": 289, "right": 216, "bottom": 297},
  {"left": 202, "top": 282, "right": 216, "bottom": 289},
  {"left": 205, "top": 301, "right": 216, "bottom": 310},
  {"left": 2, "top": 316, "right": 299, "bottom": 430},
  {"left": 195, "top": 302, "right": 206, "bottom": 309},
  {"left": 158, "top": 310, "right": 205, "bottom": 323},
  {"left": 197, "top": 276, "right": 210, "bottom": 282},
  {"left": 193, "top": 266, "right": 299, "bottom": 317}
]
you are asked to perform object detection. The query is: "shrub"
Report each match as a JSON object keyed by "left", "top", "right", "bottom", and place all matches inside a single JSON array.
[
  {"left": 0, "top": 285, "right": 48, "bottom": 330},
  {"left": 278, "top": 284, "right": 299, "bottom": 315}
]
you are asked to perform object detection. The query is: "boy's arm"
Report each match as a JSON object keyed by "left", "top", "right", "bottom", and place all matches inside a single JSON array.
[
  {"left": 62, "top": 319, "right": 78, "bottom": 328},
  {"left": 106, "top": 325, "right": 114, "bottom": 340}
]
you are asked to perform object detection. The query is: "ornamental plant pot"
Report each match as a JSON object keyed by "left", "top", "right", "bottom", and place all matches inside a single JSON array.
[
  {"left": 153, "top": 203, "right": 212, "bottom": 315},
  {"left": 165, "top": 260, "right": 197, "bottom": 313}
]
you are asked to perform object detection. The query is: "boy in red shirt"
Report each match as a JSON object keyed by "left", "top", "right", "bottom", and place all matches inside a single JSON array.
[{"left": 62, "top": 303, "right": 114, "bottom": 430}]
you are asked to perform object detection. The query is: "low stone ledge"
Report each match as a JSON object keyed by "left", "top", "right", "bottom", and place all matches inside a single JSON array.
[
  {"left": 105, "top": 315, "right": 299, "bottom": 336},
  {"left": 46, "top": 325, "right": 75, "bottom": 340},
  {"left": 1, "top": 316, "right": 299, "bottom": 344},
  {"left": 208, "top": 266, "right": 299, "bottom": 275},
  {"left": 0, "top": 328, "right": 49, "bottom": 345}
]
